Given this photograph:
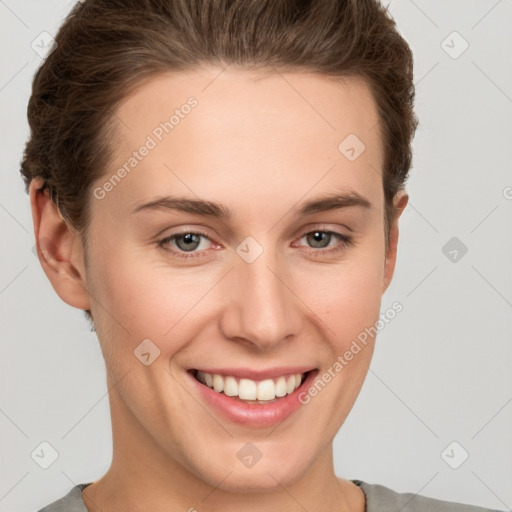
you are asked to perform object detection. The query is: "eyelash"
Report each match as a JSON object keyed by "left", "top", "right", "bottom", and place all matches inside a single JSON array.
[{"left": 158, "top": 228, "right": 354, "bottom": 261}]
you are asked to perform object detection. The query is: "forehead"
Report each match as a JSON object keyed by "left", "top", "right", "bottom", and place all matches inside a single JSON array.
[{"left": 98, "top": 67, "right": 384, "bottom": 219}]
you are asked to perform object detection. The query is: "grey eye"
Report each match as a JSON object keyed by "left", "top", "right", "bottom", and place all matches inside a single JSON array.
[
  {"left": 174, "top": 233, "right": 202, "bottom": 252},
  {"left": 306, "top": 231, "right": 333, "bottom": 249}
]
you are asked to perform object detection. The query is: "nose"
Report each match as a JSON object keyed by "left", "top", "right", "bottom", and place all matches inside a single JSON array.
[{"left": 219, "top": 243, "right": 303, "bottom": 351}]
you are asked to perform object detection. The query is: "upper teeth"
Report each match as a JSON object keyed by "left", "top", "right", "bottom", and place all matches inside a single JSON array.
[{"left": 196, "top": 371, "right": 304, "bottom": 401}]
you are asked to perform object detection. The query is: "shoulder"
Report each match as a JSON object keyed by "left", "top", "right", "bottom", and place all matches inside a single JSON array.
[
  {"left": 36, "top": 483, "right": 91, "bottom": 512},
  {"left": 35, "top": 480, "right": 505, "bottom": 512},
  {"left": 352, "top": 480, "right": 504, "bottom": 512}
]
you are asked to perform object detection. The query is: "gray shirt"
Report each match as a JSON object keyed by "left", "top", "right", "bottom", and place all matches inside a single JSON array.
[{"left": 37, "top": 481, "right": 503, "bottom": 511}]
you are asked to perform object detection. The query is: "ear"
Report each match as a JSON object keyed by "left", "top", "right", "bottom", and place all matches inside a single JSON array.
[
  {"left": 29, "top": 178, "right": 91, "bottom": 310},
  {"left": 382, "top": 190, "right": 409, "bottom": 294}
]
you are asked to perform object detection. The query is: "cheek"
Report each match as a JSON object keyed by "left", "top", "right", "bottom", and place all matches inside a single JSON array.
[
  {"left": 295, "top": 253, "right": 384, "bottom": 425},
  {"left": 88, "top": 226, "right": 386, "bottom": 363},
  {"left": 294, "top": 241, "right": 386, "bottom": 344},
  {"left": 87, "top": 244, "right": 221, "bottom": 367},
  {"left": 88, "top": 240, "right": 188, "bottom": 330}
]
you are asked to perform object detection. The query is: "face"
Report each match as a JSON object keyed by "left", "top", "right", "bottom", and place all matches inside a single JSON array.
[{"left": 44, "top": 67, "right": 405, "bottom": 491}]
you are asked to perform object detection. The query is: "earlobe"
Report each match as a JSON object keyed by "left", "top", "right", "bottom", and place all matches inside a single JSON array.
[
  {"left": 382, "top": 190, "right": 409, "bottom": 294},
  {"left": 29, "top": 178, "right": 91, "bottom": 311}
]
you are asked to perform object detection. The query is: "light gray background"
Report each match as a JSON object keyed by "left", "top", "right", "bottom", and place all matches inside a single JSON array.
[{"left": 1, "top": 1, "right": 511, "bottom": 511}]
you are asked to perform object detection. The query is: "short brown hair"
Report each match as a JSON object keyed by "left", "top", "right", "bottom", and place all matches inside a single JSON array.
[{"left": 21, "top": 0, "right": 418, "bottom": 320}]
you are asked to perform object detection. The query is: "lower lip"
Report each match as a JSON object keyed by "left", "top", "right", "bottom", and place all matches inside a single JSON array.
[{"left": 187, "top": 370, "right": 318, "bottom": 427}]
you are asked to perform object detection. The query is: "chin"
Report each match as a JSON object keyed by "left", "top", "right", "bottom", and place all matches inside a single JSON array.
[{"left": 185, "top": 438, "right": 316, "bottom": 493}]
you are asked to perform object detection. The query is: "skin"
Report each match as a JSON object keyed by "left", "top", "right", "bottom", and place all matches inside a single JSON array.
[{"left": 30, "top": 67, "right": 408, "bottom": 512}]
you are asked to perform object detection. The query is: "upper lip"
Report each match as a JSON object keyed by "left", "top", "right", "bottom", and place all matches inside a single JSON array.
[{"left": 189, "top": 366, "right": 316, "bottom": 381}]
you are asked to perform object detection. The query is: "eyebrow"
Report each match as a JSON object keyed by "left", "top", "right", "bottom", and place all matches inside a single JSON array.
[{"left": 130, "top": 191, "right": 372, "bottom": 219}]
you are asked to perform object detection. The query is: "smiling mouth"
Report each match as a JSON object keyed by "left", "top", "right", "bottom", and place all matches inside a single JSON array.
[{"left": 190, "top": 369, "right": 313, "bottom": 403}]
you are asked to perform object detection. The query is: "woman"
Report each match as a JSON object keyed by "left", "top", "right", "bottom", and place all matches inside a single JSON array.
[{"left": 21, "top": 0, "right": 502, "bottom": 510}]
